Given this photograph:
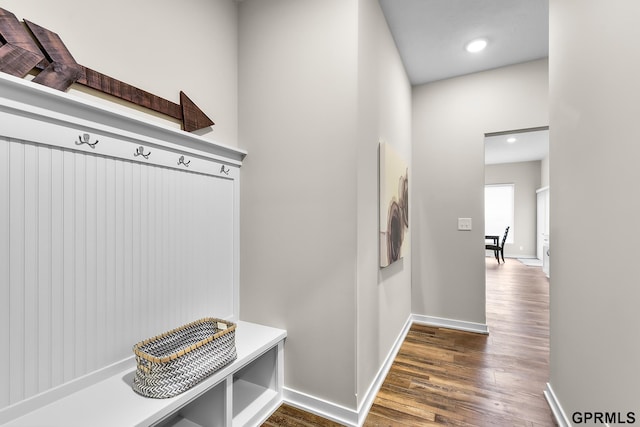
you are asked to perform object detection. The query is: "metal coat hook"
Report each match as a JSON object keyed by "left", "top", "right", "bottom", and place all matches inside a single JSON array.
[
  {"left": 220, "top": 165, "right": 230, "bottom": 175},
  {"left": 178, "top": 155, "right": 190, "bottom": 167},
  {"left": 77, "top": 133, "right": 99, "bottom": 148},
  {"left": 134, "top": 146, "right": 151, "bottom": 159}
]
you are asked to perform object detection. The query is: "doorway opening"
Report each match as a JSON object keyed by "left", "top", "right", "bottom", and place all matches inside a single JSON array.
[
  {"left": 483, "top": 125, "right": 551, "bottom": 414},
  {"left": 484, "top": 126, "right": 549, "bottom": 267}
]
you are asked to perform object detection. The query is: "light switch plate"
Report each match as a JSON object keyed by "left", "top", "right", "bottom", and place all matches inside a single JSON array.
[{"left": 458, "top": 218, "right": 472, "bottom": 231}]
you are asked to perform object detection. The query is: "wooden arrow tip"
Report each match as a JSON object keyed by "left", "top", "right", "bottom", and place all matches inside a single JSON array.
[{"left": 180, "top": 91, "right": 214, "bottom": 132}]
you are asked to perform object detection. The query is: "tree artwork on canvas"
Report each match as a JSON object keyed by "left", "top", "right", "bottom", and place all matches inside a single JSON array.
[{"left": 379, "top": 142, "right": 409, "bottom": 268}]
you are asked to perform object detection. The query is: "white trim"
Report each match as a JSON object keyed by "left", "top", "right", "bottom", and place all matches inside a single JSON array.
[
  {"left": 283, "top": 314, "right": 489, "bottom": 426},
  {"left": 284, "top": 315, "right": 412, "bottom": 427},
  {"left": 536, "top": 185, "right": 550, "bottom": 194},
  {"left": 0, "top": 73, "right": 246, "bottom": 165},
  {"left": 284, "top": 387, "right": 359, "bottom": 427},
  {"left": 544, "top": 383, "right": 572, "bottom": 427},
  {"left": 412, "top": 314, "right": 489, "bottom": 335},
  {"left": 355, "top": 314, "right": 413, "bottom": 425},
  {"left": 0, "top": 357, "right": 133, "bottom": 424},
  {"left": 487, "top": 253, "right": 538, "bottom": 260}
]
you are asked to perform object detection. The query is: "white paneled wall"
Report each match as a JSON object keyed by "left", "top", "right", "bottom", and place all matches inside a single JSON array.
[{"left": 0, "top": 136, "right": 235, "bottom": 409}]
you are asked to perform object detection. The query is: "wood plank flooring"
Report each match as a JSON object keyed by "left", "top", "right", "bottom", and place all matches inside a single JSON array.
[{"left": 263, "top": 258, "right": 555, "bottom": 426}]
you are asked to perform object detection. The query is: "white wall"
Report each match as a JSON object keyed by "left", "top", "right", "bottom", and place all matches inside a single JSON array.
[
  {"left": 412, "top": 59, "right": 548, "bottom": 324},
  {"left": 238, "top": 0, "right": 360, "bottom": 409},
  {"left": 238, "top": 0, "right": 412, "bottom": 416},
  {"left": 0, "top": 0, "right": 239, "bottom": 146},
  {"left": 485, "top": 160, "right": 541, "bottom": 259},
  {"left": 541, "top": 154, "right": 550, "bottom": 188},
  {"left": 355, "top": 0, "right": 412, "bottom": 411},
  {"left": 549, "top": 0, "right": 640, "bottom": 420}
]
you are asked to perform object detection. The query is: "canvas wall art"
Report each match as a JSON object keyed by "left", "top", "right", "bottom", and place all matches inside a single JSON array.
[{"left": 379, "top": 142, "right": 409, "bottom": 267}]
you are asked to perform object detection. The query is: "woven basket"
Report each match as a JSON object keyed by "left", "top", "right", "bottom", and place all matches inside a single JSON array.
[{"left": 132, "top": 317, "right": 237, "bottom": 398}]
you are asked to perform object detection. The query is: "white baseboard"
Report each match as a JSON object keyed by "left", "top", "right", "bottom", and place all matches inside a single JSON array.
[
  {"left": 412, "top": 314, "right": 489, "bottom": 335},
  {"left": 282, "top": 314, "right": 489, "bottom": 425},
  {"left": 282, "top": 313, "right": 561, "bottom": 427},
  {"left": 284, "top": 387, "right": 359, "bottom": 427},
  {"left": 355, "top": 314, "right": 413, "bottom": 425},
  {"left": 284, "top": 314, "right": 413, "bottom": 427},
  {"left": 544, "top": 383, "right": 572, "bottom": 427}
]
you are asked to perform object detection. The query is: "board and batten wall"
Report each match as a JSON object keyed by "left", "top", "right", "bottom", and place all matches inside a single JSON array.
[
  {"left": 0, "top": 135, "right": 236, "bottom": 409},
  {"left": 0, "top": 69, "right": 245, "bottom": 411},
  {"left": 0, "top": 0, "right": 241, "bottom": 410},
  {"left": 412, "top": 59, "right": 548, "bottom": 325}
]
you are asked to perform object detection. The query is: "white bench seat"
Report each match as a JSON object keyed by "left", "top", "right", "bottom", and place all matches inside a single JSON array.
[{"left": 1, "top": 321, "right": 286, "bottom": 427}]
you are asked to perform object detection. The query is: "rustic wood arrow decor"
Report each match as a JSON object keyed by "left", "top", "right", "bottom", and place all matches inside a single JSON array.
[
  {"left": 0, "top": 8, "right": 214, "bottom": 132},
  {"left": 0, "top": 9, "right": 46, "bottom": 77},
  {"left": 23, "top": 19, "right": 84, "bottom": 91}
]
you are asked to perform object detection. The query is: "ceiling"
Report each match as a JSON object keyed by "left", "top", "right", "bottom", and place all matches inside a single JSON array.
[
  {"left": 378, "top": 0, "right": 549, "bottom": 164},
  {"left": 484, "top": 129, "right": 548, "bottom": 165},
  {"left": 378, "top": 0, "right": 548, "bottom": 86}
]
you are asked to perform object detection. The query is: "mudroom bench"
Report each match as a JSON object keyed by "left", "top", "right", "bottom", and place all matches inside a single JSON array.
[
  {"left": 0, "top": 73, "right": 285, "bottom": 427},
  {"left": 1, "top": 321, "right": 286, "bottom": 427}
]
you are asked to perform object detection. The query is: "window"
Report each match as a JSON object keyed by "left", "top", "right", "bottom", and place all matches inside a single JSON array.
[{"left": 485, "top": 184, "right": 514, "bottom": 244}]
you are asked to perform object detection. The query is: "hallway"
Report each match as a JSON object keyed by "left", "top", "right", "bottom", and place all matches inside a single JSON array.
[{"left": 264, "top": 258, "right": 555, "bottom": 426}]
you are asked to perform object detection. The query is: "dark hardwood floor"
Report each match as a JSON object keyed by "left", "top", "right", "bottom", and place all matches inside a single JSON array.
[{"left": 263, "top": 258, "right": 555, "bottom": 426}]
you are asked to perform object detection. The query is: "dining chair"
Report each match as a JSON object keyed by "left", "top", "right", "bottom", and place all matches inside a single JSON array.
[{"left": 486, "top": 226, "right": 509, "bottom": 264}]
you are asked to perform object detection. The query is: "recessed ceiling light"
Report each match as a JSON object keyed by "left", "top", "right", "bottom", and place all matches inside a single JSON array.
[
  {"left": 465, "top": 38, "right": 487, "bottom": 53},
  {"left": 507, "top": 137, "right": 517, "bottom": 143}
]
